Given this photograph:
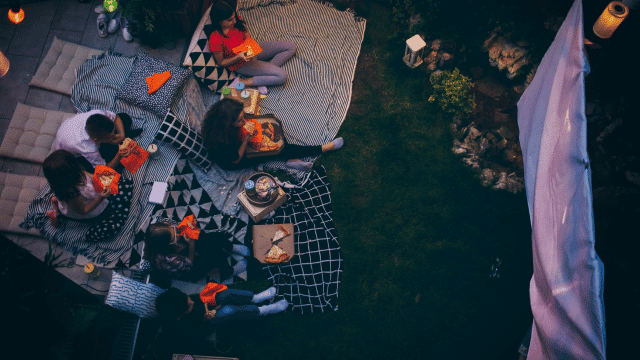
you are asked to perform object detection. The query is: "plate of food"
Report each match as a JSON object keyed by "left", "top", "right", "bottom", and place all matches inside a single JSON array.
[
  {"left": 252, "top": 224, "right": 294, "bottom": 264},
  {"left": 246, "top": 173, "right": 279, "bottom": 207}
]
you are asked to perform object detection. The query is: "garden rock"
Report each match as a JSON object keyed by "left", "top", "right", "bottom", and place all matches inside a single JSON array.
[
  {"left": 494, "top": 108, "right": 511, "bottom": 123},
  {"left": 481, "top": 168, "right": 495, "bottom": 186},
  {"left": 496, "top": 126, "right": 516, "bottom": 141},
  {"left": 470, "top": 67, "right": 484, "bottom": 80},
  {"left": 475, "top": 76, "right": 506, "bottom": 98},
  {"left": 626, "top": 171, "right": 640, "bottom": 187}
]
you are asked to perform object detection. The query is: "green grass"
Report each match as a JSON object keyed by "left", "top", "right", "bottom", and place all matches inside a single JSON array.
[{"left": 223, "top": 2, "right": 533, "bottom": 359}]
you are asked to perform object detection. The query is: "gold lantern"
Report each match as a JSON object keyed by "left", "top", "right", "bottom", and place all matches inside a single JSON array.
[
  {"left": 593, "top": 1, "right": 629, "bottom": 38},
  {"left": 0, "top": 50, "right": 9, "bottom": 77},
  {"left": 8, "top": 4, "right": 24, "bottom": 24}
]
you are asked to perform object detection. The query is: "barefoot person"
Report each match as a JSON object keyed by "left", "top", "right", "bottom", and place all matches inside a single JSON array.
[
  {"left": 209, "top": 0, "right": 296, "bottom": 95},
  {"left": 201, "top": 98, "right": 343, "bottom": 171}
]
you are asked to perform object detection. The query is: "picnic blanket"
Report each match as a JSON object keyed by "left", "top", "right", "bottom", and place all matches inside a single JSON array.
[
  {"left": 240, "top": 0, "right": 365, "bottom": 169},
  {"left": 135, "top": 157, "right": 252, "bottom": 284},
  {"left": 262, "top": 166, "right": 342, "bottom": 313},
  {"left": 19, "top": 52, "right": 191, "bottom": 265}
]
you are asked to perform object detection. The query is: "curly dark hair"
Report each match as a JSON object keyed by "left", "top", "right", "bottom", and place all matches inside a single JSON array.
[
  {"left": 42, "top": 150, "right": 87, "bottom": 202},
  {"left": 209, "top": 0, "right": 246, "bottom": 37},
  {"left": 201, "top": 98, "right": 245, "bottom": 149}
]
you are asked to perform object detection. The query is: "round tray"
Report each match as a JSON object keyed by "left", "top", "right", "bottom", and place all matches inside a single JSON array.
[{"left": 246, "top": 173, "right": 279, "bottom": 207}]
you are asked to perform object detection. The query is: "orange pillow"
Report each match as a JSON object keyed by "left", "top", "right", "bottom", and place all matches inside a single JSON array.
[
  {"left": 232, "top": 38, "right": 263, "bottom": 57},
  {"left": 199, "top": 282, "right": 228, "bottom": 306},
  {"left": 92, "top": 165, "right": 121, "bottom": 194},
  {"left": 120, "top": 142, "right": 149, "bottom": 174},
  {"left": 146, "top": 71, "right": 171, "bottom": 94},
  {"left": 177, "top": 214, "right": 200, "bottom": 240}
]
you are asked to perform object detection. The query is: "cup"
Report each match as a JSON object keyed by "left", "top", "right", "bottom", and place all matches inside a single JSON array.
[{"left": 147, "top": 143, "right": 159, "bottom": 158}]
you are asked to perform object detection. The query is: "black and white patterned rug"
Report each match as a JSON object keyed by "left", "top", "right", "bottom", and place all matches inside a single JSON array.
[{"left": 135, "top": 157, "right": 249, "bottom": 284}]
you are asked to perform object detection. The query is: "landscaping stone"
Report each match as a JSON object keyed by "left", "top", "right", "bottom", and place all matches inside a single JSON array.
[
  {"left": 470, "top": 67, "right": 484, "bottom": 80},
  {"left": 625, "top": 171, "right": 640, "bottom": 187},
  {"left": 494, "top": 108, "right": 511, "bottom": 123},
  {"left": 475, "top": 76, "right": 507, "bottom": 98},
  {"left": 496, "top": 126, "right": 516, "bottom": 141}
]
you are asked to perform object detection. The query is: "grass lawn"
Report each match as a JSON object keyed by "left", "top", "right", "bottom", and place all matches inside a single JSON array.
[{"left": 228, "top": 2, "right": 535, "bottom": 359}]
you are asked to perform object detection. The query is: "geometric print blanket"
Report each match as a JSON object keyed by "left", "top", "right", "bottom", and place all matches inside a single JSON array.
[
  {"left": 134, "top": 157, "right": 249, "bottom": 284},
  {"left": 262, "top": 166, "right": 342, "bottom": 313}
]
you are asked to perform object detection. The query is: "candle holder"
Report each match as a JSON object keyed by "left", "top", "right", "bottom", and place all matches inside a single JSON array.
[
  {"left": 403, "top": 34, "right": 426, "bottom": 68},
  {"left": 593, "top": 1, "right": 629, "bottom": 39}
]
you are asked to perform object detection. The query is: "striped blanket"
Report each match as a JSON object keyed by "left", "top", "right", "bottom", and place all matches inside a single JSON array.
[
  {"left": 241, "top": 0, "right": 366, "bottom": 170},
  {"left": 19, "top": 53, "right": 195, "bottom": 265}
]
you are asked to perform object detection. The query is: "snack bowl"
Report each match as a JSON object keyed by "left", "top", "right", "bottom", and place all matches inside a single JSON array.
[{"left": 246, "top": 173, "right": 278, "bottom": 206}]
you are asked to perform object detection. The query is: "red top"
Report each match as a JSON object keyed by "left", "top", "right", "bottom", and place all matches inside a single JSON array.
[{"left": 209, "top": 28, "right": 246, "bottom": 71}]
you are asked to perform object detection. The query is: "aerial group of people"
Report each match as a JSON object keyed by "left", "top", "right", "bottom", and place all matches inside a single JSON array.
[{"left": 40, "top": 0, "right": 344, "bottom": 344}]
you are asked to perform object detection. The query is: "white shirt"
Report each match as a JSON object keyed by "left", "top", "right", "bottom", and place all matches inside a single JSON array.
[
  {"left": 53, "top": 110, "right": 116, "bottom": 167},
  {"left": 57, "top": 173, "right": 109, "bottom": 219}
]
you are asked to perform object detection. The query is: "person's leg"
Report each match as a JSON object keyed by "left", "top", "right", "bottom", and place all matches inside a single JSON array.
[
  {"left": 235, "top": 60, "right": 288, "bottom": 87},
  {"left": 215, "top": 288, "right": 255, "bottom": 305},
  {"left": 209, "top": 305, "right": 260, "bottom": 325},
  {"left": 85, "top": 178, "right": 133, "bottom": 242},
  {"left": 255, "top": 41, "right": 296, "bottom": 67},
  {"left": 279, "top": 144, "right": 323, "bottom": 159}
]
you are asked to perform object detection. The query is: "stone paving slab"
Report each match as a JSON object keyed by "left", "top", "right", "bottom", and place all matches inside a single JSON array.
[
  {"left": 25, "top": 88, "right": 64, "bottom": 111},
  {"left": 40, "top": 29, "right": 85, "bottom": 66},
  {"left": 51, "top": 0, "right": 93, "bottom": 32},
  {"left": 5, "top": 1, "right": 58, "bottom": 58},
  {"left": 0, "top": 55, "right": 38, "bottom": 119},
  {"left": 0, "top": 7, "right": 16, "bottom": 52}
]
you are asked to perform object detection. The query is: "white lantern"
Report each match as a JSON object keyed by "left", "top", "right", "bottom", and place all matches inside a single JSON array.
[
  {"left": 593, "top": 1, "right": 629, "bottom": 39},
  {"left": 403, "top": 34, "right": 426, "bottom": 68}
]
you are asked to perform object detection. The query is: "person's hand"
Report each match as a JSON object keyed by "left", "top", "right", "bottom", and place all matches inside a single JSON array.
[
  {"left": 98, "top": 186, "right": 111, "bottom": 199},
  {"left": 204, "top": 309, "right": 217, "bottom": 320},
  {"left": 239, "top": 51, "right": 254, "bottom": 62},
  {"left": 183, "top": 235, "right": 196, "bottom": 245}
]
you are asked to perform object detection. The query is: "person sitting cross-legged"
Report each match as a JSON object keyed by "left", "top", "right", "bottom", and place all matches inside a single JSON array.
[
  {"left": 155, "top": 286, "right": 288, "bottom": 349},
  {"left": 53, "top": 109, "right": 143, "bottom": 172}
]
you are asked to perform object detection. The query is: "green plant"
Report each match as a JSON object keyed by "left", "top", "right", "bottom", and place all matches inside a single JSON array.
[
  {"left": 388, "top": 0, "right": 440, "bottom": 38},
  {"left": 428, "top": 68, "right": 476, "bottom": 119},
  {"left": 124, "top": 0, "right": 185, "bottom": 45},
  {"left": 44, "top": 242, "right": 69, "bottom": 268}
]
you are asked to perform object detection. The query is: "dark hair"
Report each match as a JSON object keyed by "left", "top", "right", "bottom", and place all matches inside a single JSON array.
[
  {"left": 155, "top": 288, "right": 189, "bottom": 320},
  {"left": 144, "top": 223, "right": 176, "bottom": 261},
  {"left": 209, "top": 0, "right": 246, "bottom": 37},
  {"left": 201, "top": 98, "right": 245, "bottom": 148},
  {"left": 85, "top": 114, "right": 114, "bottom": 140},
  {"left": 42, "top": 150, "right": 87, "bottom": 202}
]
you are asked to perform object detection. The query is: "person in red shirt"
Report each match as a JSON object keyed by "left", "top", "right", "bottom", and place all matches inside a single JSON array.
[{"left": 209, "top": 0, "right": 296, "bottom": 95}]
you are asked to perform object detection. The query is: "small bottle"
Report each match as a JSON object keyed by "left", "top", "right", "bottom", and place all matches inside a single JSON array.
[
  {"left": 235, "top": 81, "right": 245, "bottom": 91},
  {"left": 84, "top": 263, "right": 100, "bottom": 278},
  {"left": 245, "top": 180, "right": 256, "bottom": 196},
  {"left": 220, "top": 86, "right": 231, "bottom": 95},
  {"left": 241, "top": 89, "right": 250, "bottom": 99}
]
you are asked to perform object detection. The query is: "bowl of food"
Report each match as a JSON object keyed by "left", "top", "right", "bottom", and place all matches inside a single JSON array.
[{"left": 246, "top": 173, "right": 279, "bottom": 206}]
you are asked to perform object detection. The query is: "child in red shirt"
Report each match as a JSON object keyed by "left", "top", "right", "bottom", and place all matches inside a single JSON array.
[{"left": 209, "top": 0, "right": 296, "bottom": 95}]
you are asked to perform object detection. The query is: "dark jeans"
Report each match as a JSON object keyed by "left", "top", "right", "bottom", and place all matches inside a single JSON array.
[{"left": 220, "top": 143, "right": 323, "bottom": 171}]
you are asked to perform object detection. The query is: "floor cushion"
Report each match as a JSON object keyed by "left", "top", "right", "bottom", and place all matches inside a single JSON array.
[
  {"left": 0, "top": 172, "right": 48, "bottom": 236},
  {"left": 183, "top": 4, "right": 237, "bottom": 92},
  {"left": 105, "top": 272, "right": 165, "bottom": 318},
  {"left": 115, "top": 51, "right": 192, "bottom": 117},
  {"left": 0, "top": 103, "right": 75, "bottom": 163},
  {"left": 155, "top": 110, "right": 212, "bottom": 171},
  {"left": 29, "top": 36, "right": 104, "bottom": 95}
]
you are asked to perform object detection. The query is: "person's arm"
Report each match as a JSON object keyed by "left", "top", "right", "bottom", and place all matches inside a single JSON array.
[
  {"left": 67, "top": 186, "right": 110, "bottom": 215},
  {"left": 186, "top": 237, "right": 196, "bottom": 263},
  {"left": 232, "top": 129, "right": 257, "bottom": 164},
  {"left": 212, "top": 51, "right": 249, "bottom": 68},
  {"left": 106, "top": 152, "right": 125, "bottom": 170},
  {"left": 112, "top": 115, "right": 126, "bottom": 144}
]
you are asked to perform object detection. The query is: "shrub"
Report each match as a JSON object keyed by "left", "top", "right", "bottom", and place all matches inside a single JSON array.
[{"left": 428, "top": 68, "right": 475, "bottom": 119}]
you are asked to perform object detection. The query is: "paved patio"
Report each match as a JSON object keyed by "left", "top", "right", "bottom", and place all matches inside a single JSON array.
[{"left": 0, "top": 0, "right": 188, "bottom": 296}]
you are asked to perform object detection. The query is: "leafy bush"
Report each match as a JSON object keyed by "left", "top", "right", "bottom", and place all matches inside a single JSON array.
[{"left": 428, "top": 68, "right": 475, "bottom": 119}]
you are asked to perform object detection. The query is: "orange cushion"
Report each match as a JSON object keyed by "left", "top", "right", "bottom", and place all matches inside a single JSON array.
[{"left": 145, "top": 71, "right": 171, "bottom": 94}]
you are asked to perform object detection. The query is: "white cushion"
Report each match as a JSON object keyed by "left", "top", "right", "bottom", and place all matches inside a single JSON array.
[
  {"left": 0, "top": 172, "right": 48, "bottom": 235},
  {"left": 0, "top": 103, "right": 75, "bottom": 163},
  {"left": 105, "top": 272, "right": 165, "bottom": 318},
  {"left": 29, "top": 36, "right": 104, "bottom": 95}
]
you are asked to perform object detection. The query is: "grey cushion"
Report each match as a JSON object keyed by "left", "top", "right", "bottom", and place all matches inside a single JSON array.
[
  {"left": 0, "top": 103, "right": 75, "bottom": 163},
  {"left": 105, "top": 272, "right": 165, "bottom": 318},
  {"left": 115, "top": 51, "right": 192, "bottom": 117},
  {"left": 29, "top": 36, "right": 104, "bottom": 95},
  {"left": 0, "top": 172, "right": 48, "bottom": 236}
]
